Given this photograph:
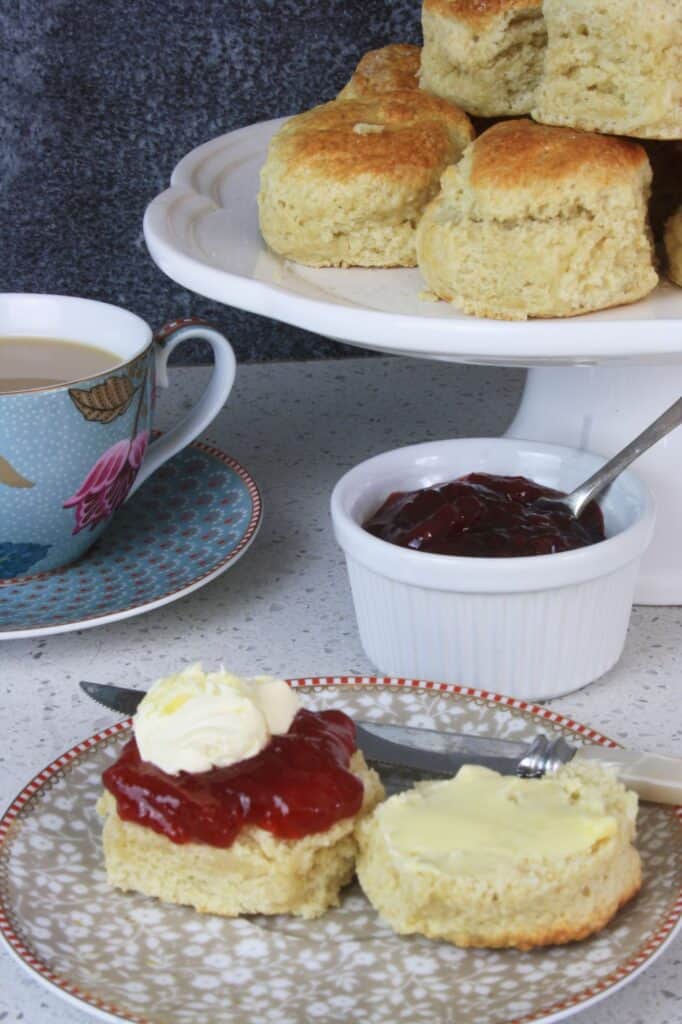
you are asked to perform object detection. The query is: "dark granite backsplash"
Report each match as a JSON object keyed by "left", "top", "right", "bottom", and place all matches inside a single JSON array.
[{"left": 0, "top": 1, "right": 421, "bottom": 362}]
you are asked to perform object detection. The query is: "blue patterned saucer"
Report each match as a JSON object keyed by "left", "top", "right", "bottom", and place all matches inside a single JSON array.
[{"left": 0, "top": 439, "right": 261, "bottom": 639}]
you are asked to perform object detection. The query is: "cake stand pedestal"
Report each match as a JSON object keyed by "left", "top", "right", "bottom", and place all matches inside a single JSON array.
[
  {"left": 506, "top": 363, "right": 682, "bottom": 604},
  {"left": 143, "top": 116, "right": 682, "bottom": 605}
]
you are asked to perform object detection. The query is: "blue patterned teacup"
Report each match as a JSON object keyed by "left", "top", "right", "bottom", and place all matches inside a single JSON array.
[{"left": 0, "top": 294, "right": 236, "bottom": 579}]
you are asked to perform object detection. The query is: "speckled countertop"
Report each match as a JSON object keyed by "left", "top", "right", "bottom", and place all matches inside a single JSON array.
[{"left": 1, "top": 358, "right": 680, "bottom": 1023}]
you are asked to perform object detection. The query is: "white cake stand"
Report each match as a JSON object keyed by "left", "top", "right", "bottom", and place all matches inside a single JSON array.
[{"left": 144, "top": 117, "right": 682, "bottom": 604}]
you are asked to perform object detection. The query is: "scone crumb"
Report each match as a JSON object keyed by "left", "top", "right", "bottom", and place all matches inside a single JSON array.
[
  {"left": 353, "top": 122, "right": 385, "bottom": 135},
  {"left": 418, "top": 288, "right": 441, "bottom": 302}
]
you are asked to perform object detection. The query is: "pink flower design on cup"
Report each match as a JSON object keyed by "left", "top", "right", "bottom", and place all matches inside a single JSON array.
[{"left": 63, "top": 430, "right": 150, "bottom": 535}]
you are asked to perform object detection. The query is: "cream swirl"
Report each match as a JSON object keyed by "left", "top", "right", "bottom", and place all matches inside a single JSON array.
[{"left": 133, "top": 663, "right": 301, "bottom": 775}]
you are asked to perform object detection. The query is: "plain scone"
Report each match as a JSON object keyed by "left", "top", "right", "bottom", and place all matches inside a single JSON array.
[
  {"left": 420, "top": 0, "right": 546, "bottom": 117},
  {"left": 416, "top": 119, "right": 658, "bottom": 319},
  {"left": 665, "top": 209, "right": 682, "bottom": 287},
  {"left": 338, "top": 44, "right": 421, "bottom": 99},
  {"left": 97, "top": 751, "right": 384, "bottom": 919},
  {"left": 356, "top": 763, "right": 642, "bottom": 950},
  {"left": 533, "top": 0, "right": 682, "bottom": 140},
  {"left": 258, "top": 92, "right": 473, "bottom": 268}
]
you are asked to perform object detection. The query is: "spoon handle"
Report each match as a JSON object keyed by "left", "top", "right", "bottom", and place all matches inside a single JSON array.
[{"left": 569, "top": 396, "right": 682, "bottom": 518}]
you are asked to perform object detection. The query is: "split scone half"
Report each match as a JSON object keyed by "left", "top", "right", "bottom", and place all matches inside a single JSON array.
[
  {"left": 338, "top": 44, "right": 421, "bottom": 100},
  {"left": 258, "top": 92, "right": 474, "bottom": 268},
  {"left": 356, "top": 762, "right": 641, "bottom": 950},
  {"left": 533, "top": 0, "right": 682, "bottom": 140},
  {"left": 98, "top": 750, "right": 384, "bottom": 919},
  {"left": 664, "top": 208, "right": 682, "bottom": 287},
  {"left": 420, "top": 0, "right": 546, "bottom": 117},
  {"left": 416, "top": 119, "right": 658, "bottom": 319}
]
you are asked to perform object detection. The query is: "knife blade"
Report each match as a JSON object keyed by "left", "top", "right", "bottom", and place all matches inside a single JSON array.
[
  {"left": 81, "top": 680, "right": 145, "bottom": 717},
  {"left": 354, "top": 723, "right": 528, "bottom": 777},
  {"left": 79, "top": 680, "right": 682, "bottom": 804}
]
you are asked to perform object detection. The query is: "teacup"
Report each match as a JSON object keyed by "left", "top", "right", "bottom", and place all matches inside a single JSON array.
[{"left": 0, "top": 294, "right": 236, "bottom": 579}]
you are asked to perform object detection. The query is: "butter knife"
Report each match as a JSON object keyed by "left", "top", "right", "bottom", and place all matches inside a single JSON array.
[{"left": 79, "top": 681, "right": 682, "bottom": 805}]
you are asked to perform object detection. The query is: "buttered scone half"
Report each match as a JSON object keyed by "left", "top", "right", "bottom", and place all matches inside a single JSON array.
[
  {"left": 97, "top": 665, "right": 384, "bottom": 919},
  {"left": 258, "top": 92, "right": 474, "bottom": 268},
  {"left": 416, "top": 119, "right": 658, "bottom": 319},
  {"left": 356, "top": 763, "right": 641, "bottom": 950},
  {"left": 420, "top": 0, "right": 546, "bottom": 117},
  {"left": 533, "top": 0, "right": 682, "bottom": 140},
  {"left": 665, "top": 208, "right": 682, "bottom": 287},
  {"left": 338, "top": 44, "right": 421, "bottom": 100}
]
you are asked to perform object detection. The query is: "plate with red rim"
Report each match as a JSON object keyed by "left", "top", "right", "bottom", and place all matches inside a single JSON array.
[{"left": 0, "top": 676, "right": 680, "bottom": 1024}]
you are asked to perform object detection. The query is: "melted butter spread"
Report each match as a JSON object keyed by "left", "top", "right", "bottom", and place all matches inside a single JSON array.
[{"left": 380, "top": 765, "right": 617, "bottom": 875}]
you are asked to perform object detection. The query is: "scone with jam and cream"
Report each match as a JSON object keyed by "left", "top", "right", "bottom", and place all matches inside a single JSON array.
[
  {"left": 97, "top": 665, "right": 384, "bottom": 918},
  {"left": 356, "top": 762, "right": 641, "bottom": 949}
]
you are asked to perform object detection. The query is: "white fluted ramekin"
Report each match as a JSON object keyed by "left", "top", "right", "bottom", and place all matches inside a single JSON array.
[{"left": 331, "top": 438, "right": 655, "bottom": 700}]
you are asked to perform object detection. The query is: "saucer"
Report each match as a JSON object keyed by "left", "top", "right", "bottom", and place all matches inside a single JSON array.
[{"left": 0, "top": 439, "right": 261, "bottom": 639}]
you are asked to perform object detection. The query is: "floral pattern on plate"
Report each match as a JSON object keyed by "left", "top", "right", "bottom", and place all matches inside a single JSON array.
[{"left": 0, "top": 678, "right": 680, "bottom": 1024}]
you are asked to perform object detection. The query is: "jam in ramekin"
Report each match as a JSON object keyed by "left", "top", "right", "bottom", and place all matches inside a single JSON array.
[{"left": 364, "top": 473, "right": 605, "bottom": 558}]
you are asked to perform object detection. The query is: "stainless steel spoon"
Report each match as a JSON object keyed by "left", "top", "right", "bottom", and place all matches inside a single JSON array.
[{"left": 536, "top": 396, "right": 682, "bottom": 518}]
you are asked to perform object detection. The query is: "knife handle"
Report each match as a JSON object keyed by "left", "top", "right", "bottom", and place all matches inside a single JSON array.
[{"left": 574, "top": 746, "right": 682, "bottom": 805}]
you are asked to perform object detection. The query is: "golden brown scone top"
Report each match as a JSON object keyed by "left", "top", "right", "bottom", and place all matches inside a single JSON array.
[
  {"left": 423, "top": 0, "right": 543, "bottom": 26},
  {"left": 339, "top": 44, "right": 421, "bottom": 100},
  {"left": 470, "top": 119, "right": 649, "bottom": 189},
  {"left": 271, "top": 93, "right": 474, "bottom": 182}
]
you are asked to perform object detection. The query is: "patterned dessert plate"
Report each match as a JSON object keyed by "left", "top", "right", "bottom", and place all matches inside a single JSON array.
[
  {"left": 0, "top": 439, "right": 261, "bottom": 639},
  {"left": 0, "top": 677, "right": 680, "bottom": 1024}
]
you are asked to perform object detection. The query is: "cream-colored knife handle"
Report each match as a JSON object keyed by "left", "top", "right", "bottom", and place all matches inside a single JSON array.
[{"left": 574, "top": 746, "right": 682, "bottom": 805}]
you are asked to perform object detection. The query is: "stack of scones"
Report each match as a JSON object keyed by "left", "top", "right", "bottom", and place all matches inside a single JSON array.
[{"left": 258, "top": 0, "right": 682, "bottom": 320}]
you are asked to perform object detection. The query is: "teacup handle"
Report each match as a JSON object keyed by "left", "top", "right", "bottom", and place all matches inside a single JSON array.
[{"left": 128, "top": 317, "right": 236, "bottom": 496}]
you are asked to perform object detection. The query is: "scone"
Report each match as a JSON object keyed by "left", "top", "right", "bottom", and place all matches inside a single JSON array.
[
  {"left": 664, "top": 208, "right": 682, "bottom": 287},
  {"left": 258, "top": 92, "right": 474, "bottom": 268},
  {"left": 416, "top": 119, "right": 658, "bottom": 319},
  {"left": 338, "top": 44, "right": 421, "bottom": 99},
  {"left": 97, "top": 666, "right": 385, "bottom": 919},
  {"left": 98, "top": 750, "right": 383, "bottom": 919},
  {"left": 420, "top": 0, "right": 546, "bottom": 117},
  {"left": 356, "top": 762, "right": 641, "bottom": 950},
  {"left": 533, "top": 0, "right": 682, "bottom": 140}
]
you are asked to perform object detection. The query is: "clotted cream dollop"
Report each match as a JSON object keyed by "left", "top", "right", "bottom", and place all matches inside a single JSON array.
[{"left": 133, "top": 663, "right": 300, "bottom": 775}]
